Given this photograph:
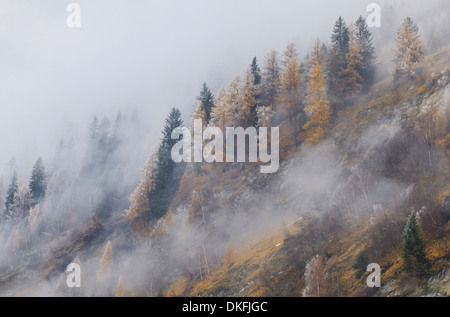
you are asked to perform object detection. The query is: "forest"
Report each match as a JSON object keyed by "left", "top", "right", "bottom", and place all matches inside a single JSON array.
[{"left": 0, "top": 1, "right": 449, "bottom": 297}]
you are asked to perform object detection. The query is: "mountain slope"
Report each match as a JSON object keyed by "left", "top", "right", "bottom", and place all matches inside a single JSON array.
[{"left": 164, "top": 48, "right": 450, "bottom": 297}]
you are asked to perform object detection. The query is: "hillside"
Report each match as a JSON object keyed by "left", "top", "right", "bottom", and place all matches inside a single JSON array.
[
  {"left": 1, "top": 48, "right": 449, "bottom": 298},
  {"left": 164, "top": 48, "right": 450, "bottom": 297},
  {"left": 0, "top": 13, "right": 449, "bottom": 298}
]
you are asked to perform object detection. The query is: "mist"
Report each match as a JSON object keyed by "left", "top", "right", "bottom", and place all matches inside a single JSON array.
[{"left": 0, "top": 0, "right": 449, "bottom": 296}]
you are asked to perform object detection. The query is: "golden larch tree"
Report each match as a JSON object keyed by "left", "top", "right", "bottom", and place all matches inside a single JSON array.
[
  {"left": 342, "top": 26, "right": 364, "bottom": 95},
  {"left": 125, "top": 156, "right": 154, "bottom": 234},
  {"left": 392, "top": 17, "right": 425, "bottom": 80},
  {"left": 98, "top": 240, "right": 113, "bottom": 278},
  {"left": 281, "top": 43, "right": 304, "bottom": 145},
  {"left": 241, "top": 69, "right": 259, "bottom": 127},
  {"left": 305, "top": 39, "right": 327, "bottom": 80},
  {"left": 115, "top": 276, "right": 125, "bottom": 297},
  {"left": 303, "top": 61, "right": 331, "bottom": 144}
]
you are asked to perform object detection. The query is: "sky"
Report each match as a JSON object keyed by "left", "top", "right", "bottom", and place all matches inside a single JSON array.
[{"left": 0, "top": 0, "right": 448, "bottom": 177}]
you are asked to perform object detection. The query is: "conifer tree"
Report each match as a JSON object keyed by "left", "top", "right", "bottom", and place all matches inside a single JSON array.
[
  {"left": 28, "top": 204, "right": 40, "bottom": 233},
  {"left": 164, "top": 209, "right": 174, "bottom": 230},
  {"left": 226, "top": 75, "right": 243, "bottom": 122},
  {"left": 98, "top": 240, "right": 113, "bottom": 278},
  {"left": 29, "top": 157, "right": 47, "bottom": 205},
  {"left": 210, "top": 75, "right": 242, "bottom": 128},
  {"left": 341, "top": 26, "right": 364, "bottom": 95},
  {"left": 96, "top": 240, "right": 114, "bottom": 295},
  {"left": 327, "top": 17, "right": 350, "bottom": 100},
  {"left": 241, "top": 69, "right": 259, "bottom": 127},
  {"left": 12, "top": 183, "right": 32, "bottom": 220},
  {"left": 306, "top": 39, "right": 327, "bottom": 78},
  {"left": 210, "top": 88, "right": 229, "bottom": 130},
  {"left": 125, "top": 156, "right": 154, "bottom": 231},
  {"left": 303, "top": 62, "right": 331, "bottom": 144},
  {"left": 0, "top": 181, "right": 5, "bottom": 223},
  {"left": 354, "top": 16, "right": 376, "bottom": 88},
  {"left": 401, "top": 211, "right": 430, "bottom": 274},
  {"left": 302, "top": 254, "right": 329, "bottom": 297},
  {"left": 392, "top": 17, "right": 425, "bottom": 80},
  {"left": 262, "top": 49, "right": 282, "bottom": 110},
  {"left": 149, "top": 108, "right": 184, "bottom": 219},
  {"left": 281, "top": 43, "right": 304, "bottom": 145},
  {"left": 197, "top": 83, "right": 215, "bottom": 124},
  {"left": 115, "top": 276, "right": 125, "bottom": 297},
  {"left": 5, "top": 172, "right": 18, "bottom": 219},
  {"left": 250, "top": 56, "right": 262, "bottom": 86}
]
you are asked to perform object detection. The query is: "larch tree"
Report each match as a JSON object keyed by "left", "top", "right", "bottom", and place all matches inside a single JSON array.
[
  {"left": 262, "top": 49, "right": 282, "bottom": 110},
  {"left": 280, "top": 43, "right": 305, "bottom": 145},
  {"left": 341, "top": 26, "right": 364, "bottom": 95},
  {"left": 125, "top": 156, "right": 154, "bottom": 232},
  {"left": 164, "top": 208, "right": 174, "bottom": 230},
  {"left": 29, "top": 157, "right": 47, "bottom": 206},
  {"left": 392, "top": 17, "right": 425, "bottom": 80},
  {"left": 11, "top": 183, "right": 32, "bottom": 220},
  {"left": 305, "top": 39, "right": 327, "bottom": 80},
  {"left": 241, "top": 68, "right": 260, "bottom": 127},
  {"left": 28, "top": 204, "right": 40, "bottom": 234},
  {"left": 209, "top": 88, "right": 228, "bottom": 129},
  {"left": 302, "top": 254, "right": 329, "bottom": 297},
  {"left": 96, "top": 240, "right": 114, "bottom": 296},
  {"left": 226, "top": 75, "right": 243, "bottom": 122},
  {"left": 210, "top": 75, "right": 242, "bottom": 128},
  {"left": 256, "top": 104, "right": 274, "bottom": 127},
  {"left": 98, "top": 240, "right": 113, "bottom": 278},
  {"left": 115, "top": 276, "right": 125, "bottom": 297},
  {"left": 303, "top": 61, "right": 331, "bottom": 145}
]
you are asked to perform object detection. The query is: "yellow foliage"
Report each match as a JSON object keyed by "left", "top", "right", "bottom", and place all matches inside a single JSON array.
[
  {"left": 115, "top": 277, "right": 125, "bottom": 297},
  {"left": 98, "top": 240, "right": 113, "bottom": 278},
  {"left": 303, "top": 62, "right": 331, "bottom": 144},
  {"left": 165, "top": 209, "right": 174, "bottom": 229}
]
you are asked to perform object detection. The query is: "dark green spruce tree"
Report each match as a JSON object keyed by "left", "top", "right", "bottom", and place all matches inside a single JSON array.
[
  {"left": 328, "top": 16, "right": 350, "bottom": 102},
  {"left": 355, "top": 16, "right": 376, "bottom": 88},
  {"left": 246, "top": 56, "right": 263, "bottom": 127},
  {"left": 250, "top": 56, "right": 262, "bottom": 86},
  {"left": 29, "top": 157, "right": 47, "bottom": 206},
  {"left": 149, "top": 107, "right": 185, "bottom": 219},
  {"left": 402, "top": 211, "right": 431, "bottom": 275},
  {"left": 197, "top": 83, "right": 215, "bottom": 124}
]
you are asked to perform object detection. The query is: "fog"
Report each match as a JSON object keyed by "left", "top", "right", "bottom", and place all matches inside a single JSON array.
[
  {"left": 2, "top": 0, "right": 449, "bottom": 175},
  {"left": 0, "top": 0, "right": 405, "bottom": 172},
  {"left": 0, "top": 0, "right": 449, "bottom": 296}
]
